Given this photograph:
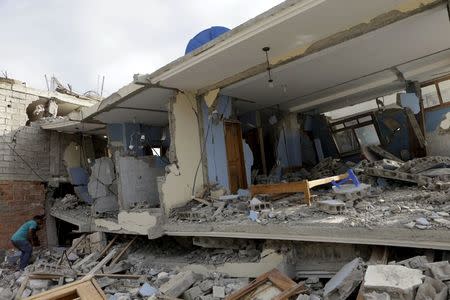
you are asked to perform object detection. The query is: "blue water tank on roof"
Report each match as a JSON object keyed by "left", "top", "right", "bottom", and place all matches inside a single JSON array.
[{"left": 185, "top": 26, "right": 230, "bottom": 54}]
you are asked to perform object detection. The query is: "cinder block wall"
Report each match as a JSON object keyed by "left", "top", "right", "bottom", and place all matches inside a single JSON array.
[
  {"left": 0, "top": 181, "right": 46, "bottom": 249},
  {"left": 0, "top": 79, "right": 52, "bottom": 249},
  {"left": 0, "top": 80, "right": 51, "bottom": 181}
]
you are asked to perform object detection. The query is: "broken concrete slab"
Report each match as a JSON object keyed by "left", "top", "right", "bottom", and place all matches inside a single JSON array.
[
  {"left": 415, "top": 276, "right": 448, "bottom": 300},
  {"left": 364, "top": 265, "right": 424, "bottom": 300},
  {"left": 395, "top": 256, "right": 429, "bottom": 270},
  {"left": 93, "top": 195, "right": 119, "bottom": 215},
  {"left": 363, "top": 291, "right": 391, "bottom": 300},
  {"left": 183, "top": 285, "right": 204, "bottom": 300},
  {"left": 104, "top": 260, "right": 131, "bottom": 274},
  {"left": 88, "top": 177, "right": 110, "bottom": 198},
  {"left": 159, "top": 270, "right": 196, "bottom": 297},
  {"left": 28, "top": 279, "right": 51, "bottom": 290},
  {"left": 91, "top": 157, "right": 115, "bottom": 185},
  {"left": 323, "top": 257, "right": 364, "bottom": 300},
  {"left": 425, "top": 261, "right": 450, "bottom": 281}
]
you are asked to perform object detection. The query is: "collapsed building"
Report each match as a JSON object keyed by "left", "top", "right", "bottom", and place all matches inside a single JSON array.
[{"left": 2, "top": 0, "right": 450, "bottom": 299}]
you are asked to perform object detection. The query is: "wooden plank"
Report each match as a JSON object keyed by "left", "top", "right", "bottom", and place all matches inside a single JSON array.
[
  {"left": 58, "top": 234, "right": 87, "bottom": 265},
  {"left": 224, "top": 121, "right": 248, "bottom": 193},
  {"left": 273, "top": 281, "right": 307, "bottom": 300},
  {"left": 67, "top": 234, "right": 87, "bottom": 256},
  {"left": 99, "top": 235, "right": 118, "bottom": 258},
  {"left": 86, "top": 248, "right": 117, "bottom": 276},
  {"left": 24, "top": 277, "right": 106, "bottom": 300},
  {"left": 226, "top": 269, "right": 296, "bottom": 300},
  {"left": 73, "top": 252, "right": 99, "bottom": 270},
  {"left": 267, "top": 269, "right": 297, "bottom": 291},
  {"left": 110, "top": 236, "right": 137, "bottom": 266},
  {"left": 405, "top": 108, "right": 426, "bottom": 148},
  {"left": 251, "top": 181, "right": 308, "bottom": 195},
  {"left": 308, "top": 173, "right": 348, "bottom": 188},
  {"left": 15, "top": 275, "right": 29, "bottom": 300}
]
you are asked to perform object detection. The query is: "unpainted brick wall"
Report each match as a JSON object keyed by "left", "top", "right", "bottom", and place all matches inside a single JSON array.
[{"left": 0, "top": 180, "right": 46, "bottom": 249}]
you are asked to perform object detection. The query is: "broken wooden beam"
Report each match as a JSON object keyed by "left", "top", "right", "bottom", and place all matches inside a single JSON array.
[
  {"left": 99, "top": 235, "right": 118, "bottom": 258},
  {"left": 85, "top": 248, "right": 118, "bottom": 276},
  {"left": 226, "top": 268, "right": 297, "bottom": 300},
  {"left": 110, "top": 236, "right": 137, "bottom": 266}
]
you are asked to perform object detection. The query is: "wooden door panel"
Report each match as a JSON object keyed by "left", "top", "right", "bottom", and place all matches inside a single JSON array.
[{"left": 224, "top": 122, "right": 247, "bottom": 193}]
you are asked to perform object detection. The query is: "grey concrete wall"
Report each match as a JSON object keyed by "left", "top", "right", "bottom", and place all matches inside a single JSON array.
[{"left": 116, "top": 155, "right": 165, "bottom": 209}]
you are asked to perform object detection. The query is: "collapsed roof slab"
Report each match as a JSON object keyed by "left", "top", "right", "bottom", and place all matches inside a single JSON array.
[
  {"left": 164, "top": 222, "right": 450, "bottom": 251},
  {"left": 82, "top": 84, "right": 173, "bottom": 126}
]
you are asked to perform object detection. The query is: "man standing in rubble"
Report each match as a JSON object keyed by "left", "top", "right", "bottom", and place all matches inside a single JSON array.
[{"left": 10, "top": 215, "right": 45, "bottom": 270}]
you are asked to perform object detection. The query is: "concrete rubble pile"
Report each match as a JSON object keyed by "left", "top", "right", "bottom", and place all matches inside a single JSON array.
[
  {"left": 1, "top": 233, "right": 449, "bottom": 300},
  {"left": 0, "top": 233, "right": 264, "bottom": 299},
  {"left": 170, "top": 156, "right": 450, "bottom": 231}
]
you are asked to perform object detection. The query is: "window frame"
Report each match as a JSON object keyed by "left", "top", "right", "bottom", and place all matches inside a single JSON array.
[
  {"left": 421, "top": 75, "right": 450, "bottom": 111},
  {"left": 329, "top": 112, "right": 382, "bottom": 157}
]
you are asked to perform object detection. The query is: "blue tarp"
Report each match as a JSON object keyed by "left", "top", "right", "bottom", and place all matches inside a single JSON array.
[{"left": 185, "top": 26, "right": 230, "bottom": 54}]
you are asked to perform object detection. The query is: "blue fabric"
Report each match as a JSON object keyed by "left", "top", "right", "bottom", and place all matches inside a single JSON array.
[
  {"left": 11, "top": 220, "right": 37, "bottom": 241},
  {"left": 11, "top": 239, "right": 33, "bottom": 270},
  {"left": 185, "top": 26, "right": 230, "bottom": 54}
]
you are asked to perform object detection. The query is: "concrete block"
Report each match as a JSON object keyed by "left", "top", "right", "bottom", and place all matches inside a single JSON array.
[
  {"left": 159, "top": 271, "right": 196, "bottom": 297},
  {"left": 183, "top": 286, "right": 204, "bottom": 300},
  {"left": 28, "top": 279, "right": 51, "bottom": 289},
  {"left": 91, "top": 157, "right": 115, "bottom": 185},
  {"left": 396, "top": 256, "right": 429, "bottom": 270},
  {"left": 317, "top": 199, "right": 346, "bottom": 215},
  {"left": 323, "top": 257, "right": 364, "bottom": 300},
  {"left": 364, "top": 265, "right": 424, "bottom": 300},
  {"left": 415, "top": 276, "right": 448, "bottom": 300},
  {"left": 425, "top": 261, "right": 450, "bottom": 281},
  {"left": 198, "top": 279, "right": 214, "bottom": 292},
  {"left": 213, "top": 286, "right": 225, "bottom": 298},
  {"left": 21, "top": 288, "right": 32, "bottom": 298},
  {"left": 138, "top": 282, "right": 158, "bottom": 297}
]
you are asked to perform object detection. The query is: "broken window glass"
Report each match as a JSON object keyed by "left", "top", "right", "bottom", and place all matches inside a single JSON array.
[
  {"left": 354, "top": 124, "right": 380, "bottom": 147},
  {"left": 421, "top": 85, "right": 440, "bottom": 108}
]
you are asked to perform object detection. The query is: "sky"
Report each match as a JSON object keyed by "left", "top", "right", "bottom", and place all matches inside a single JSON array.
[{"left": 0, "top": 0, "right": 283, "bottom": 97}]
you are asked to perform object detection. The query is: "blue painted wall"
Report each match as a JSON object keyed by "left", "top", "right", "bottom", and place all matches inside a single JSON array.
[
  {"left": 425, "top": 106, "right": 450, "bottom": 132},
  {"left": 374, "top": 109, "right": 409, "bottom": 158},
  {"left": 202, "top": 96, "right": 232, "bottom": 190}
]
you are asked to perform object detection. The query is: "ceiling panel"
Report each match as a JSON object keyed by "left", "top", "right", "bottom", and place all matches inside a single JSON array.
[
  {"left": 156, "top": 0, "right": 417, "bottom": 90},
  {"left": 222, "top": 6, "right": 450, "bottom": 112},
  {"left": 93, "top": 108, "right": 168, "bottom": 126}
]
